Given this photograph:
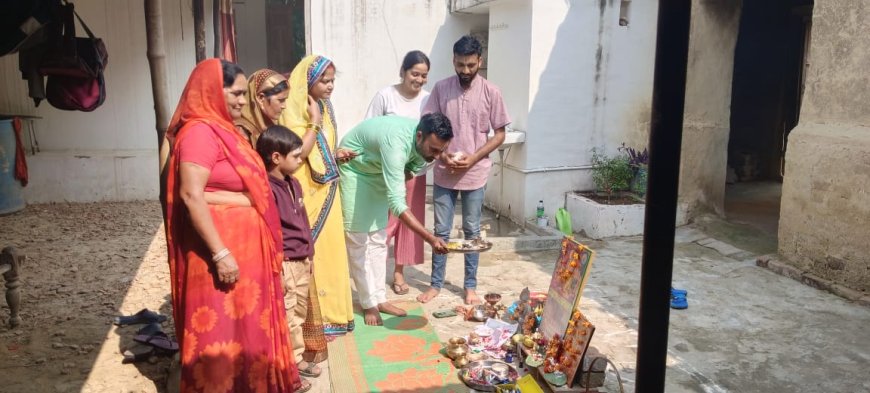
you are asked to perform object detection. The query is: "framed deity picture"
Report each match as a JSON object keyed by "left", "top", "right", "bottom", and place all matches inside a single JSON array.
[{"left": 538, "top": 237, "right": 595, "bottom": 339}]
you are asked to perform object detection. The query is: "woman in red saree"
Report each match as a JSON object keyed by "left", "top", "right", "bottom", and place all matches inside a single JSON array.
[{"left": 161, "top": 58, "right": 304, "bottom": 392}]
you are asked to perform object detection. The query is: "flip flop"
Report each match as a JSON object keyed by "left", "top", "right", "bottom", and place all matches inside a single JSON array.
[
  {"left": 391, "top": 281, "right": 410, "bottom": 295},
  {"left": 113, "top": 308, "right": 167, "bottom": 326},
  {"left": 122, "top": 346, "right": 176, "bottom": 364},
  {"left": 297, "top": 361, "right": 322, "bottom": 377},
  {"left": 122, "top": 346, "right": 157, "bottom": 364},
  {"left": 135, "top": 322, "right": 164, "bottom": 337},
  {"left": 133, "top": 331, "right": 179, "bottom": 352}
]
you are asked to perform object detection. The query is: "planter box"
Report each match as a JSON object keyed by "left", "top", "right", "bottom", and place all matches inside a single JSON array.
[{"left": 566, "top": 192, "right": 645, "bottom": 239}]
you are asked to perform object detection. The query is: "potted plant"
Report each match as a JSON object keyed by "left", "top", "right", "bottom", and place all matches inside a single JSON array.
[
  {"left": 619, "top": 144, "right": 649, "bottom": 198},
  {"left": 590, "top": 148, "right": 634, "bottom": 203}
]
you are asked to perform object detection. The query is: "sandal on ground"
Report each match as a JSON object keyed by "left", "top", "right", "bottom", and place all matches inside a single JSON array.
[
  {"left": 297, "top": 378, "right": 312, "bottom": 393},
  {"left": 297, "top": 361, "right": 322, "bottom": 377},
  {"left": 121, "top": 345, "right": 175, "bottom": 364},
  {"left": 133, "top": 331, "right": 179, "bottom": 352},
  {"left": 135, "top": 322, "right": 164, "bottom": 337},
  {"left": 670, "top": 294, "right": 688, "bottom": 310},
  {"left": 391, "top": 281, "right": 410, "bottom": 295},
  {"left": 113, "top": 308, "right": 167, "bottom": 326}
]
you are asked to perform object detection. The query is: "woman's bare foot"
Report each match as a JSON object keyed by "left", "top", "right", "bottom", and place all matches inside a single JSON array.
[
  {"left": 363, "top": 307, "right": 383, "bottom": 326},
  {"left": 378, "top": 302, "right": 407, "bottom": 317},
  {"left": 416, "top": 287, "right": 441, "bottom": 303},
  {"left": 464, "top": 289, "right": 481, "bottom": 305}
]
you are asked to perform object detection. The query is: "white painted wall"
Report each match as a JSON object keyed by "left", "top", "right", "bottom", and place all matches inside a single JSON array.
[
  {"left": 484, "top": 0, "right": 658, "bottom": 224},
  {"left": 307, "top": 0, "right": 487, "bottom": 138},
  {"left": 0, "top": 0, "right": 214, "bottom": 202}
]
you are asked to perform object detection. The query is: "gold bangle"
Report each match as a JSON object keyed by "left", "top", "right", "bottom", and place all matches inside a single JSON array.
[{"left": 307, "top": 123, "right": 322, "bottom": 132}]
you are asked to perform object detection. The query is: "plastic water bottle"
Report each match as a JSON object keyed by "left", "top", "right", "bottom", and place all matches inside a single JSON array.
[{"left": 536, "top": 200, "right": 545, "bottom": 218}]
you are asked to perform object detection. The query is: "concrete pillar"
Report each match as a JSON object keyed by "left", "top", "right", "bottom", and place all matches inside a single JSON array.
[
  {"left": 678, "top": 0, "right": 742, "bottom": 219},
  {"left": 778, "top": 0, "right": 870, "bottom": 292}
]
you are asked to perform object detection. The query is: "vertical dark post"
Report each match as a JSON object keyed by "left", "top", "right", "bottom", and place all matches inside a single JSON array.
[
  {"left": 193, "top": 0, "right": 206, "bottom": 62},
  {"left": 635, "top": 1, "right": 692, "bottom": 392},
  {"left": 213, "top": 0, "right": 220, "bottom": 57}
]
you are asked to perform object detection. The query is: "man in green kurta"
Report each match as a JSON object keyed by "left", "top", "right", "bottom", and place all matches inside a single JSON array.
[{"left": 339, "top": 113, "right": 453, "bottom": 326}]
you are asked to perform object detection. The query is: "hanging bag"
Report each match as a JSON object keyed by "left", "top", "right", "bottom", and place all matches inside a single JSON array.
[{"left": 41, "top": 1, "right": 108, "bottom": 111}]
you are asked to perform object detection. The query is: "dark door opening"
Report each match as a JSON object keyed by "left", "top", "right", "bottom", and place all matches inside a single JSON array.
[
  {"left": 266, "top": 0, "right": 306, "bottom": 73},
  {"left": 725, "top": 0, "right": 812, "bottom": 237}
]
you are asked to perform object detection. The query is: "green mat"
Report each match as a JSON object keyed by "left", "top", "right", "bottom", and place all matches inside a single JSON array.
[{"left": 328, "top": 300, "right": 465, "bottom": 392}]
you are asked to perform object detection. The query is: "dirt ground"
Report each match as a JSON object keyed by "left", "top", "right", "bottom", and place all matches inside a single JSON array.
[{"left": 0, "top": 201, "right": 173, "bottom": 393}]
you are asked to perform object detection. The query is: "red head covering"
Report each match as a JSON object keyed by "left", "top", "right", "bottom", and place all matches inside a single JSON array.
[{"left": 162, "top": 58, "right": 282, "bottom": 272}]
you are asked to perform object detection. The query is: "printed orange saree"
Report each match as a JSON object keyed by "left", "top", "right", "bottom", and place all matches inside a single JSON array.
[{"left": 162, "top": 59, "right": 301, "bottom": 393}]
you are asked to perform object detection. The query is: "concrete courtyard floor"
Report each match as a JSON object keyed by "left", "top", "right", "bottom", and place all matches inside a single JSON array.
[
  {"left": 388, "top": 223, "right": 870, "bottom": 392},
  {"left": 3, "top": 201, "right": 867, "bottom": 392}
]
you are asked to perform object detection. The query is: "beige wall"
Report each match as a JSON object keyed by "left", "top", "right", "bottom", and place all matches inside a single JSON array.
[
  {"left": 0, "top": 0, "right": 210, "bottom": 202},
  {"left": 678, "top": 0, "right": 742, "bottom": 218},
  {"left": 778, "top": 0, "right": 870, "bottom": 292}
]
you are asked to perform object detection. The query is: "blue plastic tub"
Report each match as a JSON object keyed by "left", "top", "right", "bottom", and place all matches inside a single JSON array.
[{"left": 0, "top": 119, "right": 26, "bottom": 214}]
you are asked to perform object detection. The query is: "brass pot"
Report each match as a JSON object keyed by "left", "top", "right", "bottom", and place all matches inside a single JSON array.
[
  {"left": 448, "top": 337, "right": 467, "bottom": 346},
  {"left": 453, "top": 356, "right": 469, "bottom": 368},
  {"left": 446, "top": 345, "right": 468, "bottom": 360}
]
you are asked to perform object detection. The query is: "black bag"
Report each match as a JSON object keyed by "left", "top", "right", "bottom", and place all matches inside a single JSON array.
[
  {"left": 40, "top": 1, "right": 108, "bottom": 111},
  {"left": 39, "top": 2, "right": 107, "bottom": 78}
]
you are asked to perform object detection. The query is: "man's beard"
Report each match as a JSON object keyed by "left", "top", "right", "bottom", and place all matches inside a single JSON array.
[{"left": 457, "top": 72, "right": 476, "bottom": 86}]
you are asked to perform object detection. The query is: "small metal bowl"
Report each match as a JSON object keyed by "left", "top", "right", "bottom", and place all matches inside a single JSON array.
[
  {"left": 470, "top": 305, "right": 487, "bottom": 322},
  {"left": 484, "top": 293, "right": 502, "bottom": 306}
]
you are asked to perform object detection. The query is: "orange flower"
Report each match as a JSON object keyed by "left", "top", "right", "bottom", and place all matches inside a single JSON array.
[
  {"left": 367, "top": 335, "right": 428, "bottom": 363},
  {"left": 373, "top": 368, "right": 451, "bottom": 392},
  {"left": 192, "top": 341, "right": 243, "bottom": 393},
  {"left": 223, "top": 278, "right": 261, "bottom": 320},
  {"left": 190, "top": 306, "right": 218, "bottom": 334},
  {"left": 182, "top": 329, "right": 198, "bottom": 364},
  {"left": 247, "top": 354, "right": 276, "bottom": 393},
  {"left": 258, "top": 308, "right": 274, "bottom": 339}
]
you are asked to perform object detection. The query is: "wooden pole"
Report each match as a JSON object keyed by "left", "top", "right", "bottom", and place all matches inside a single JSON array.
[
  {"left": 193, "top": 0, "right": 206, "bottom": 62},
  {"left": 144, "top": 0, "right": 170, "bottom": 145},
  {"left": 213, "top": 0, "right": 220, "bottom": 57},
  {"left": 634, "top": 1, "right": 692, "bottom": 392}
]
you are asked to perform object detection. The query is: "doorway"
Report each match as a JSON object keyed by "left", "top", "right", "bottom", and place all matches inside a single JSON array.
[
  {"left": 233, "top": 0, "right": 307, "bottom": 74},
  {"left": 725, "top": 0, "right": 812, "bottom": 237}
]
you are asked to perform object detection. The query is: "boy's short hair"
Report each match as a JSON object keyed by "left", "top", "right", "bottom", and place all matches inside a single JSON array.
[{"left": 256, "top": 125, "right": 303, "bottom": 168}]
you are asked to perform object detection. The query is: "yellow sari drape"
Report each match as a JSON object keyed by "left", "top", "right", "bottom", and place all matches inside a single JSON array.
[{"left": 279, "top": 55, "right": 354, "bottom": 334}]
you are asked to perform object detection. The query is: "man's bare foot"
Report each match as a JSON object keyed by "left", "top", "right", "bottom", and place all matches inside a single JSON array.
[
  {"left": 378, "top": 302, "right": 407, "bottom": 317},
  {"left": 363, "top": 307, "right": 383, "bottom": 326},
  {"left": 464, "top": 289, "right": 481, "bottom": 305},
  {"left": 416, "top": 287, "right": 440, "bottom": 303}
]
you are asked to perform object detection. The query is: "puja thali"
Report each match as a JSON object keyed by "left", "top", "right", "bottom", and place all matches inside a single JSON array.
[
  {"left": 458, "top": 360, "right": 519, "bottom": 391},
  {"left": 446, "top": 238, "right": 493, "bottom": 253}
]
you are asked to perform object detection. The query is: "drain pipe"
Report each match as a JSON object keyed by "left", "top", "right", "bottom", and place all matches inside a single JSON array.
[{"left": 634, "top": 1, "right": 691, "bottom": 392}]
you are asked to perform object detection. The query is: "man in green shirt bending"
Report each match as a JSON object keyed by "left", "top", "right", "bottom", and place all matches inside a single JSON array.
[{"left": 339, "top": 113, "right": 452, "bottom": 326}]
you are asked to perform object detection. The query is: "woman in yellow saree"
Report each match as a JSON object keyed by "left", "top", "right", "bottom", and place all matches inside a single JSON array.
[{"left": 280, "top": 55, "right": 355, "bottom": 335}]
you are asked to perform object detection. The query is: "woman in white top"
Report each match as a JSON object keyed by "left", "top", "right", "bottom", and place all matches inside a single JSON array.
[{"left": 364, "top": 50, "right": 430, "bottom": 295}]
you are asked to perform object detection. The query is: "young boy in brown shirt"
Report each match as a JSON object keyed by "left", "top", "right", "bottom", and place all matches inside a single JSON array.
[{"left": 257, "top": 125, "right": 320, "bottom": 392}]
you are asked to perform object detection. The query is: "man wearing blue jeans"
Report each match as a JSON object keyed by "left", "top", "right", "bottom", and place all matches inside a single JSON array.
[{"left": 417, "top": 35, "right": 511, "bottom": 305}]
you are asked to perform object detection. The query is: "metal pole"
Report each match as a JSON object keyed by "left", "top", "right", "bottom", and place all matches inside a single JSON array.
[{"left": 634, "top": 1, "right": 692, "bottom": 392}]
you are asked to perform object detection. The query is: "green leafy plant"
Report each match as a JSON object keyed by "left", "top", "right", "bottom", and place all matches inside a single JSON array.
[{"left": 591, "top": 148, "right": 634, "bottom": 201}]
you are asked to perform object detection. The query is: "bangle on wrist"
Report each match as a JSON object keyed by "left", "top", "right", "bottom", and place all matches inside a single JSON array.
[
  {"left": 212, "top": 248, "right": 231, "bottom": 262},
  {"left": 307, "top": 123, "right": 322, "bottom": 132}
]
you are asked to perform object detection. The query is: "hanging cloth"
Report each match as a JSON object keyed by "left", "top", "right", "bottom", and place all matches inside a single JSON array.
[{"left": 12, "top": 118, "right": 28, "bottom": 187}]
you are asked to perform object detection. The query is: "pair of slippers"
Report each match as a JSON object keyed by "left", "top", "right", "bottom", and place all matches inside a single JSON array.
[
  {"left": 114, "top": 309, "right": 178, "bottom": 364},
  {"left": 671, "top": 287, "right": 688, "bottom": 309}
]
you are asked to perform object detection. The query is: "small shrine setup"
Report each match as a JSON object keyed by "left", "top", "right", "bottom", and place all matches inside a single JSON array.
[{"left": 447, "top": 237, "right": 621, "bottom": 392}]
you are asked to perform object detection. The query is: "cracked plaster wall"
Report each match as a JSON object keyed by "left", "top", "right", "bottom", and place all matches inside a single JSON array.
[{"left": 778, "top": 0, "right": 870, "bottom": 292}]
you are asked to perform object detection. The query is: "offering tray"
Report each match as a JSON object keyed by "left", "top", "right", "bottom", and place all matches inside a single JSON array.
[
  {"left": 447, "top": 238, "right": 493, "bottom": 253},
  {"left": 458, "top": 360, "right": 519, "bottom": 392}
]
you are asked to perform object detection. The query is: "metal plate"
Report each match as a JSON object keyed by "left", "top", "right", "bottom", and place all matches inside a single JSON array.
[
  {"left": 458, "top": 360, "right": 519, "bottom": 392},
  {"left": 446, "top": 239, "right": 493, "bottom": 253}
]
